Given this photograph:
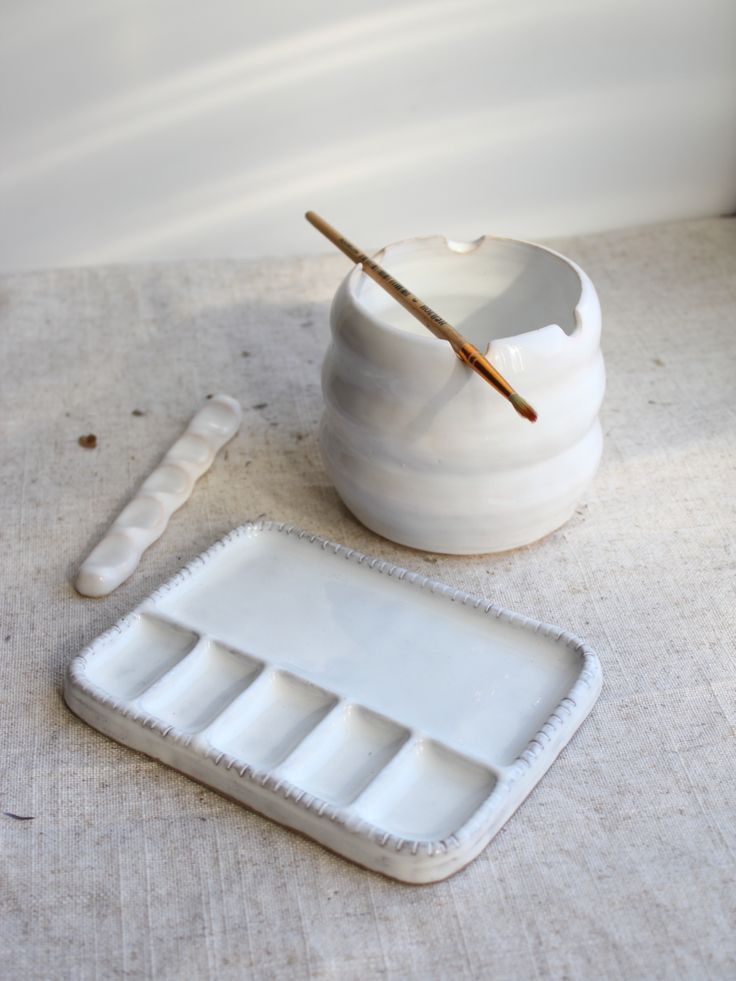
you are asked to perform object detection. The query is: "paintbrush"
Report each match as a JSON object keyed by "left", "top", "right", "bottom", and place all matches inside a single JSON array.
[{"left": 305, "top": 211, "right": 537, "bottom": 422}]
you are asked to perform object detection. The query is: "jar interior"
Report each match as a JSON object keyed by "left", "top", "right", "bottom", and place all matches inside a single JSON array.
[{"left": 352, "top": 237, "right": 582, "bottom": 348}]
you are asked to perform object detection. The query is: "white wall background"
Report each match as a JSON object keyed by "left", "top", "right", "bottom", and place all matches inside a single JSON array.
[{"left": 1, "top": 0, "right": 735, "bottom": 271}]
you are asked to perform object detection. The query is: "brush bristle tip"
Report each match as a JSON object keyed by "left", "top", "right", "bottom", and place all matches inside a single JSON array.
[{"left": 510, "top": 394, "right": 538, "bottom": 423}]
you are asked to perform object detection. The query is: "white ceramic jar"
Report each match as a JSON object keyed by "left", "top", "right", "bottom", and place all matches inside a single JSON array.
[{"left": 320, "top": 235, "right": 605, "bottom": 554}]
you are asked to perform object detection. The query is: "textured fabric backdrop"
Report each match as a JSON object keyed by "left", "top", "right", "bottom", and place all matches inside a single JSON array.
[{"left": 1, "top": 219, "right": 734, "bottom": 980}]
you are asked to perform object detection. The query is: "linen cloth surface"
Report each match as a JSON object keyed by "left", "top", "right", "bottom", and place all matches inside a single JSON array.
[{"left": 1, "top": 218, "right": 734, "bottom": 980}]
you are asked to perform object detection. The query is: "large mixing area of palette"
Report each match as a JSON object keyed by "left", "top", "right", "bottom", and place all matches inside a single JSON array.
[{"left": 66, "top": 522, "right": 601, "bottom": 881}]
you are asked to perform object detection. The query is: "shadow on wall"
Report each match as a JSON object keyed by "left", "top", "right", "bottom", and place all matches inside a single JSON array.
[{"left": 1, "top": 0, "right": 735, "bottom": 269}]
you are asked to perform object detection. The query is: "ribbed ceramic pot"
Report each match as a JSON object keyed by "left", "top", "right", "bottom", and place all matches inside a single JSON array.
[{"left": 320, "top": 235, "right": 605, "bottom": 554}]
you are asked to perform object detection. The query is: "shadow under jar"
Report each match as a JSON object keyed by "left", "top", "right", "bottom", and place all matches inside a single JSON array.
[{"left": 320, "top": 234, "right": 605, "bottom": 554}]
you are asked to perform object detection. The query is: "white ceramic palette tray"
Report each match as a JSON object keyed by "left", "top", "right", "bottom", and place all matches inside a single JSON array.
[{"left": 65, "top": 521, "right": 602, "bottom": 883}]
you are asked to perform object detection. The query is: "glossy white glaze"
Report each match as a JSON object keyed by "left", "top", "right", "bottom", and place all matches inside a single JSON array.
[
  {"left": 321, "top": 235, "right": 605, "bottom": 553},
  {"left": 65, "top": 521, "right": 602, "bottom": 883},
  {"left": 75, "top": 395, "right": 241, "bottom": 597}
]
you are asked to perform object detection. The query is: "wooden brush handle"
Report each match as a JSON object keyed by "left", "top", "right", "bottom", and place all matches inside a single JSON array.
[
  {"left": 305, "top": 211, "right": 515, "bottom": 399},
  {"left": 306, "top": 211, "right": 464, "bottom": 349}
]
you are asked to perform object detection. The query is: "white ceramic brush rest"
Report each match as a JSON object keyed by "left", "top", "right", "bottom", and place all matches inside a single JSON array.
[
  {"left": 65, "top": 521, "right": 602, "bottom": 883},
  {"left": 321, "top": 235, "right": 605, "bottom": 554}
]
